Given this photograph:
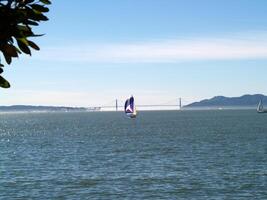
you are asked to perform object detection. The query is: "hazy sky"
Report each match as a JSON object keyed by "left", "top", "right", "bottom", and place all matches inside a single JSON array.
[{"left": 2, "top": 0, "right": 267, "bottom": 107}]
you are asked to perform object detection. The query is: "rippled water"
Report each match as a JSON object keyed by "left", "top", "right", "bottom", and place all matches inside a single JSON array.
[{"left": 0, "top": 110, "right": 266, "bottom": 199}]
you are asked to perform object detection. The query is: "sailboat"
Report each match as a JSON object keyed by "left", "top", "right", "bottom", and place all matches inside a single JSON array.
[
  {"left": 124, "top": 96, "right": 137, "bottom": 118},
  {"left": 257, "top": 99, "right": 267, "bottom": 113}
]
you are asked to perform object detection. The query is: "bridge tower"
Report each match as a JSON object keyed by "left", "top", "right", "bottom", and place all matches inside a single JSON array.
[{"left": 115, "top": 99, "right": 118, "bottom": 111}]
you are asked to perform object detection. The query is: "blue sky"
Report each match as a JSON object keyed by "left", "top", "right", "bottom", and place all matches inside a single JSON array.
[{"left": 2, "top": 0, "right": 267, "bottom": 107}]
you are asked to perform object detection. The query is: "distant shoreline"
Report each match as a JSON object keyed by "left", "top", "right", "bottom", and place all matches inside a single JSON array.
[
  {"left": 1, "top": 93, "right": 265, "bottom": 112},
  {"left": 0, "top": 107, "right": 258, "bottom": 113}
]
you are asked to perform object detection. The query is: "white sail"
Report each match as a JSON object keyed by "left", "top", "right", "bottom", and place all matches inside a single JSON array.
[
  {"left": 257, "top": 100, "right": 261, "bottom": 112},
  {"left": 257, "top": 99, "right": 265, "bottom": 113}
]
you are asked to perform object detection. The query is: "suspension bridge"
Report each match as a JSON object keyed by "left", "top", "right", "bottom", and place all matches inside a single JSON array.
[{"left": 86, "top": 98, "right": 191, "bottom": 111}]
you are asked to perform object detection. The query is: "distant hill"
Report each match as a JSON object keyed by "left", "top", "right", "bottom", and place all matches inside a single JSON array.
[
  {"left": 0, "top": 105, "right": 87, "bottom": 112},
  {"left": 186, "top": 94, "right": 266, "bottom": 108}
]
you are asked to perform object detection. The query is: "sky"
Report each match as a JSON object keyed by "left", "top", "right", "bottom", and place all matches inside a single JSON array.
[{"left": 2, "top": 0, "right": 267, "bottom": 108}]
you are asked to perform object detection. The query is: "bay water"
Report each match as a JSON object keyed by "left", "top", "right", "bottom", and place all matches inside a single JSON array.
[{"left": 0, "top": 110, "right": 266, "bottom": 199}]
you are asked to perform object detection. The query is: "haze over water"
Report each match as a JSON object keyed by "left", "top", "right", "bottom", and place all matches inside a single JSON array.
[{"left": 0, "top": 110, "right": 266, "bottom": 199}]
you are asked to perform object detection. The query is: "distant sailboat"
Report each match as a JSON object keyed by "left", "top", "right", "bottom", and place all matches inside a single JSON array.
[
  {"left": 124, "top": 96, "right": 137, "bottom": 118},
  {"left": 257, "top": 99, "right": 267, "bottom": 113}
]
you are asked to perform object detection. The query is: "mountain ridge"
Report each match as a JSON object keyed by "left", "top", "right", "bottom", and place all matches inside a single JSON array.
[{"left": 186, "top": 94, "right": 266, "bottom": 108}]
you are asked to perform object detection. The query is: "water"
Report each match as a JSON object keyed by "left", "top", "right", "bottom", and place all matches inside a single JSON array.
[{"left": 0, "top": 110, "right": 266, "bottom": 199}]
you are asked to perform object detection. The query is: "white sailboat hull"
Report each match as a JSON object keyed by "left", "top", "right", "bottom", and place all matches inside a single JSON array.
[{"left": 257, "top": 110, "right": 267, "bottom": 113}]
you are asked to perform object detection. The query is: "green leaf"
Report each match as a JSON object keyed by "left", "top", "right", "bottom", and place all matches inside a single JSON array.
[
  {"left": 17, "top": 39, "right": 31, "bottom": 55},
  {"left": 26, "top": 20, "right": 39, "bottom": 26},
  {"left": 36, "top": 13, "right": 49, "bottom": 21},
  {"left": 31, "top": 4, "right": 49, "bottom": 13},
  {"left": 17, "top": 25, "right": 31, "bottom": 32},
  {"left": 28, "top": 40, "right": 40, "bottom": 50},
  {"left": 28, "top": 34, "right": 45, "bottom": 37},
  {"left": 40, "top": 0, "right": 52, "bottom": 5},
  {"left": 15, "top": 46, "right": 22, "bottom": 54},
  {"left": 17, "top": 38, "right": 29, "bottom": 46},
  {"left": 3, "top": 53, "right": 12, "bottom": 64},
  {"left": 0, "top": 76, "right": 10, "bottom": 88},
  {"left": 29, "top": 11, "right": 49, "bottom": 21},
  {"left": 3, "top": 44, "right": 18, "bottom": 57}
]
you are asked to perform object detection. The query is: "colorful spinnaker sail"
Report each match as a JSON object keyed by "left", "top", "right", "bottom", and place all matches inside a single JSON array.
[{"left": 124, "top": 96, "right": 137, "bottom": 118}]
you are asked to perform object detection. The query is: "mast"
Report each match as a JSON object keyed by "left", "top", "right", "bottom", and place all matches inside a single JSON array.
[
  {"left": 115, "top": 99, "right": 118, "bottom": 111},
  {"left": 179, "top": 98, "right": 182, "bottom": 110}
]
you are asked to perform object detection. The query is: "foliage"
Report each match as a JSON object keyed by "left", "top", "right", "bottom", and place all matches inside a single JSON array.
[{"left": 0, "top": 0, "right": 51, "bottom": 88}]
